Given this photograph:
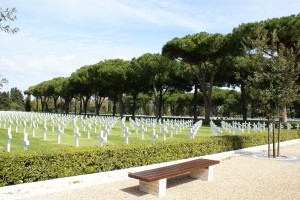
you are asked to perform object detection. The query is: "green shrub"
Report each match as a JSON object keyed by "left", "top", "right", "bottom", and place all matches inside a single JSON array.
[{"left": 0, "top": 130, "right": 299, "bottom": 187}]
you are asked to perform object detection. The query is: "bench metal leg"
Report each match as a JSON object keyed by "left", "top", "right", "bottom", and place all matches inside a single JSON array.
[
  {"left": 190, "top": 166, "right": 214, "bottom": 181},
  {"left": 139, "top": 178, "right": 167, "bottom": 196}
]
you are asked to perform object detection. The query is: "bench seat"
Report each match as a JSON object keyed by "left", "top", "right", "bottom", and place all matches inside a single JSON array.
[{"left": 128, "top": 158, "right": 220, "bottom": 196}]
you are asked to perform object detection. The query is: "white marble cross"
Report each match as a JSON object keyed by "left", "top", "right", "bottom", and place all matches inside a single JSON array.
[
  {"left": 51, "top": 121, "right": 55, "bottom": 132},
  {"left": 140, "top": 125, "right": 145, "bottom": 140},
  {"left": 15, "top": 120, "right": 18, "bottom": 133},
  {"left": 57, "top": 126, "right": 62, "bottom": 144},
  {"left": 149, "top": 128, "right": 158, "bottom": 144},
  {"left": 97, "top": 131, "right": 105, "bottom": 147},
  {"left": 169, "top": 125, "right": 173, "bottom": 138},
  {"left": 286, "top": 123, "right": 292, "bottom": 130},
  {"left": 22, "top": 132, "right": 29, "bottom": 150},
  {"left": 161, "top": 128, "right": 167, "bottom": 142},
  {"left": 87, "top": 123, "right": 92, "bottom": 139},
  {"left": 187, "top": 128, "right": 195, "bottom": 139},
  {"left": 43, "top": 124, "right": 47, "bottom": 140},
  {"left": 23, "top": 120, "right": 26, "bottom": 134},
  {"left": 124, "top": 127, "right": 130, "bottom": 145},
  {"left": 237, "top": 126, "right": 241, "bottom": 135},
  {"left": 32, "top": 122, "right": 36, "bottom": 137},
  {"left": 135, "top": 123, "right": 139, "bottom": 134},
  {"left": 3, "top": 118, "right": 7, "bottom": 129},
  {"left": 74, "top": 126, "right": 81, "bottom": 147},
  {"left": 7, "top": 128, "right": 12, "bottom": 152},
  {"left": 94, "top": 121, "right": 97, "bottom": 133}
]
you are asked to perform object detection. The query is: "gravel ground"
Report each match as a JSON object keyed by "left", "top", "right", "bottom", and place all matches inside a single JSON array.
[{"left": 3, "top": 142, "right": 300, "bottom": 200}]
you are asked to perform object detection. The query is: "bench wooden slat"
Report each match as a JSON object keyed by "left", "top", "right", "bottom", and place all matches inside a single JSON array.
[
  {"left": 134, "top": 160, "right": 215, "bottom": 178},
  {"left": 129, "top": 158, "right": 220, "bottom": 182}
]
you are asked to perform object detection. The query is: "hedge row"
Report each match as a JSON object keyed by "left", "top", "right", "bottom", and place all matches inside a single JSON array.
[{"left": 0, "top": 130, "right": 299, "bottom": 187}]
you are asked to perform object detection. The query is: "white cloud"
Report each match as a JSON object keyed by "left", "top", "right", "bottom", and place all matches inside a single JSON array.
[{"left": 1, "top": 0, "right": 299, "bottom": 93}]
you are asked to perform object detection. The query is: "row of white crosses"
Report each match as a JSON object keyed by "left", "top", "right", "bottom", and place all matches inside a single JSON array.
[
  {"left": 187, "top": 120, "right": 203, "bottom": 139},
  {"left": 220, "top": 120, "right": 300, "bottom": 134},
  {"left": 0, "top": 112, "right": 31, "bottom": 151},
  {"left": 3, "top": 112, "right": 300, "bottom": 150},
  {"left": 121, "top": 117, "right": 131, "bottom": 145},
  {"left": 221, "top": 121, "right": 266, "bottom": 135},
  {"left": 221, "top": 121, "right": 243, "bottom": 135},
  {"left": 0, "top": 111, "right": 120, "bottom": 151},
  {"left": 209, "top": 121, "right": 221, "bottom": 136},
  {"left": 95, "top": 116, "right": 119, "bottom": 147},
  {"left": 129, "top": 117, "right": 193, "bottom": 141},
  {"left": 124, "top": 117, "right": 160, "bottom": 144}
]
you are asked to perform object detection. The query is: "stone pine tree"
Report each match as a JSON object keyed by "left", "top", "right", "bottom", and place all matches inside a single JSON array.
[
  {"left": 69, "top": 65, "right": 93, "bottom": 115},
  {"left": 10, "top": 87, "right": 24, "bottom": 110},
  {"left": 134, "top": 53, "right": 178, "bottom": 119},
  {"left": 0, "top": 92, "right": 10, "bottom": 110},
  {"left": 162, "top": 32, "right": 231, "bottom": 124},
  {"left": 97, "top": 59, "right": 130, "bottom": 117},
  {"left": 88, "top": 63, "right": 109, "bottom": 116},
  {"left": 25, "top": 95, "right": 31, "bottom": 112},
  {"left": 128, "top": 58, "right": 152, "bottom": 118},
  {"left": 249, "top": 28, "right": 300, "bottom": 158}
]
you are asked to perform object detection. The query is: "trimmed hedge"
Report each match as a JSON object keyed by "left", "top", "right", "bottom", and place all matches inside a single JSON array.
[{"left": 0, "top": 130, "right": 299, "bottom": 187}]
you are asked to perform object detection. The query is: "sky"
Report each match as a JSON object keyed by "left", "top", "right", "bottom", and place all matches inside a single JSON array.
[{"left": 0, "top": 0, "right": 299, "bottom": 93}]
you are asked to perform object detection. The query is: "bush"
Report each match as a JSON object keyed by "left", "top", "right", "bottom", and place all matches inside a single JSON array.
[{"left": 0, "top": 130, "right": 299, "bottom": 187}]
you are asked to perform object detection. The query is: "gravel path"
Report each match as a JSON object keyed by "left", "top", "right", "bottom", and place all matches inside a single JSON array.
[{"left": 3, "top": 142, "right": 300, "bottom": 200}]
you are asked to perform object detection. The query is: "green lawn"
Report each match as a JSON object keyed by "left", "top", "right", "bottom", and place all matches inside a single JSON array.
[{"left": 0, "top": 119, "right": 262, "bottom": 152}]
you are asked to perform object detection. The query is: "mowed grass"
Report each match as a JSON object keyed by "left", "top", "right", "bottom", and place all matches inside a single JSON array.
[{"left": 0, "top": 120, "right": 262, "bottom": 152}]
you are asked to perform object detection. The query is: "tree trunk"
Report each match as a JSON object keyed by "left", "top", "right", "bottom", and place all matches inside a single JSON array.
[
  {"left": 193, "top": 83, "right": 198, "bottom": 123},
  {"left": 193, "top": 63, "right": 217, "bottom": 125},
  {"left": 152, "top": 79, "right": 160, "bottom": 118},
  {"left": 53, "top": 96, "right": 59, "bottom": 113},
  {"left": 36, "top": 97, "right": 39, "bottom": 112},
  {"left": 277, "top": 119, "right": 281, "bottom": 157},
  {"left": 112, "top": 96, "right": 117, "bottom": 116},
  {"left": 74, "top": 98, "right": 77, "bottom": 115},
  {"left": 118, "top": 93, "right": 124, "bottom": 118},
  {"left": 154, "top": 97, "right": 159, "bottom": 118},
  {"left": 95, "top": 95, "right": 100, "bottom": 115},
  {"left": 267, "top": 117, "right": 270, "bottom": 158},
  {"left": 95, "top": 95, "right": 104, "bottom": 116},
  {"left": 203, "top": 92, "right": 212, "bottom": 124},
  {"left": 60, "top": 97, "right": 64, "bottom": 114},
  {"left": 272, "top": 119, "right": 276, "bottom": 158},
  {"left": 158, "top": 88, "right": 163, "bottom": 118},
  {"left": 64, "top": 98, "right": 71, "bottom": 114},
  {"left": 40, "top": 96, "right": 45, "bottom": 112},
  {"left": 132, "top": 93, "right": 137, "bottom": 118},
  {"left": 79, "top": 96, "right": 83, "bottom": 114},
  {"left": 281, "top": 105, "right": 287, "bottom": 123},
  {"left": 141, "top": 101, "right": 148, "bottom": 115},
  {"left": 83, "top": 96, "right": 90, "bottom": 115},
  {"left": 45, "top": 97, "right": 49, "bottom": 112},
  {"left": 240, "top": 81, "right": 248, "bottom": 121}
]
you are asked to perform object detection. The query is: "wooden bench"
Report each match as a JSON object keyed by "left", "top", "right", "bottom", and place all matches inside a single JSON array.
[{"left": 128, "top": 158, "right": 220, "bottom": 196}]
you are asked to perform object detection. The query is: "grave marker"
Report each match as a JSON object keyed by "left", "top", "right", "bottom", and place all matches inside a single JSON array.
[
  {"left": 124, "top": 127, "right": 130, "bottom": 145},
  {"left": 97, "top": 131, "right": 105, "bottom": 147},
  {"left": 57, "top": 126, "right": 62, "bottom": 144},
  {"left": 74, "top": 126, "right": 81, "bottom": 147},
  {"left": 22, "top": 132, "right": 29, "bottom": 150},
  {"left": 7, "top": 128, "right": 12, "bottom": 152},
  {"left": 43, "top": 124, "right": 47, "bottom": 140},
  {"left": 149, "top": 127, "right": 158, "bottom": 144}
]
